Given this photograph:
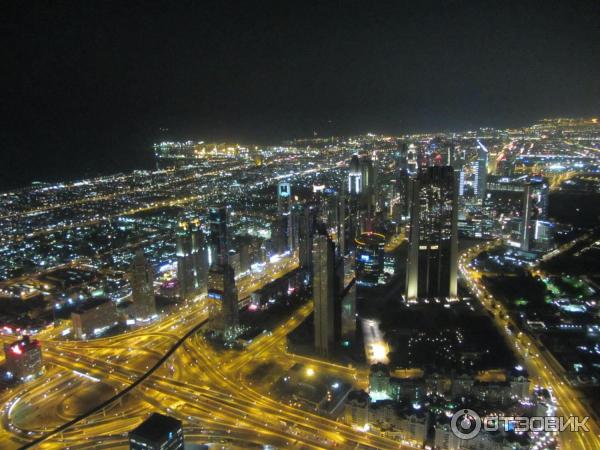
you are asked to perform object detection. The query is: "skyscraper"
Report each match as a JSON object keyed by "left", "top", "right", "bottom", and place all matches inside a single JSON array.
[
  {"left": 521, "top": 177, "right": 549, "bottom": 252},
  {"left": 407, "top": 144, "right": 418, "bottom": 173},
  {"left": 176, "top": 220, "right": 208, "bottom": 298},
  {"left": 275, "top": 181, "right": 293, "bottom": 253},
  {"left": 354, "top": 232, "right": 385, "bottom": 287},
  {"left": 475, "top": 140, "right": 488, "bottom": 200},
  {"left": 406, "top": 166, "right": 458, "bottom": 300},
  {"left": 360, "top": 156, "right": 374, "bottom": 194},
  {"left": 312, "top": 233, "right": 335, "bottom": 357},
  {"left": 129, "top": 248, "right": 156, "bottom": 319},
  {"left": 208, "top": 206, "right": 228, "bottom": 265},
  {"left": 298, "top": 204, "right": 316, "bottom": 273},
  {"left": 337, "top": 192, "right": 347, "bottom": 256},
  {"left": 348, "top": 154, "right": 362, "bottom": 195},
  {"left": 207, "top": 262, "right": 238, "bottom": 332}
]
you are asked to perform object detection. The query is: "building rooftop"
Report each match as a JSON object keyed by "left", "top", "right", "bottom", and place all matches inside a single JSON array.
[
  {"left": 130, "top": 413, "right": 182, "bottom": 442},
  {"left": 4, "top": 335, "right": 40, "bottom": 354},
  {"left": 73, "top": 297, "right": 113, "bottom": 313}
]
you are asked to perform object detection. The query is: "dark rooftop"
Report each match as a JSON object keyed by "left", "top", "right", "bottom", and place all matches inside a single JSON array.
[{"left": 130, "top": 413, "right": 182, "bottom": 442}]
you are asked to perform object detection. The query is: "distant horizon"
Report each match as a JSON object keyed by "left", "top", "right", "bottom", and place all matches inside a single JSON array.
[{"left": 2, "top": 114, "right": 597, "bottom": 193}]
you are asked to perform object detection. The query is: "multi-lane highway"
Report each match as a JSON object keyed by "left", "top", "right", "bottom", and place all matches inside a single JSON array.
[{"left": 460, "top": 241, "right": 600, "bottom": 450}]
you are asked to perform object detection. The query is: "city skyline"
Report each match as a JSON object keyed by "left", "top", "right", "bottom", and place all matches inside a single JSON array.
[
  {"left": 1, "top": 2, "right": 600, "bottom": 449},
  {"left": 3, "top": 0, "right": 600, "bottom": 189}
]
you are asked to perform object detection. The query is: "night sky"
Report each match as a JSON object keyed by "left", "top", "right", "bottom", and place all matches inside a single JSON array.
[{"left": 2, "top": 0, "right": 599, "bottom": 189}]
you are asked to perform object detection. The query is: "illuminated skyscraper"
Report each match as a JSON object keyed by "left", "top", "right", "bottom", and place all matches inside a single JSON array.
[
  {"left": 337, "top": 192, "right": 347, "bottom": 255},
  {"left": 208, "top": 206, "right": 228, "bottom": 265},
  {"left": 406, "top": 166, "right": 458, "bottom": 300},
  {"left": 176, "top": 220, "right": 208, "bottom": 298},
  {"left": 360, "top": 156, "right": 374, "bottom": 194},
  {"left": 407, "top": 144, "right": 418, "bottom": 173},
  {"left": 354, "top": 232, "right": 385, "bottom": 286},
  {"left": 207, "top": 262, "right": 238, "bottom": 332},
  {"left": 521, "top": 177, "right": 549, "bottom": 252},
  {"left": 298, "top": 204, "right": 316, "bottom": 272},
  {"left": 312, "top": 233, "right": 335, "bottom": 357},
  {"left": 475, "top": 140, "right": 489, "bottom": 200},
  {"left": 275, "top": 181, "right": 293, "bottom": 253},
  {"left": 129, "top": 248, "right": 156, "bottom": 319},
  {"left": 348, "top": 154, "right": 362, "bottom": 195}
]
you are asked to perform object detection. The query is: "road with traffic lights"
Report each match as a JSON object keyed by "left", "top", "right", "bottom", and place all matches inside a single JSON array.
[{"left": 460, "top": 241, "right": 600, "bottom": 450}]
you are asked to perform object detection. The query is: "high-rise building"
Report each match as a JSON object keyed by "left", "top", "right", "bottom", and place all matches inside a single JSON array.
[
  {"left": 176, "top": 220, "right": 209, "bottom": 298},
  {"left": 208, "top": 206, "right": 228, "bottom": 265},
  {"left": 348, "top": 154, "right": 362, "bottom": 195},
  {"left": 392, "top": 171, "right": 411, "bottom": 224},
  {"left": 275, "top": 181, "right": 293, "bottom": 253},
  {"left": 207, "top": 262, "right": 238, "bottom": 332},
  {"left": 475, "top": 140, "right": 489, "bottom": 200},
  {"left": 129, "top": 413, "right": 184, "bottom": 450},
  {"left": 298, "top": 205, "right": 316, "bottom": 273},
  {"left": 407, "top": 144, "right": 418, "bottom": 173},
  {"left": 71, "top": 297, "right": 120, "bottom": 339},
  {"left": 129, "top": 248, "right": 156, "bottom": 319},
  {"left": 337, "top": 193, "right": 347, "bottom": 256},
  {"left": 354, "top": 232, "right": 385, "bottom": 287},
  {"left": 312, "top": 233, "right": 335, "bottom": 357},
  {"left": 360, "top": 156, "right": 374, "bottom": 194},
  {"left": 406, "top": 166, "right": 458, "bottom": 300},
  {"left": 340, "top": 282, "right": 357, "bottom": 346},
  {"left": 3, "top": 336, "right": 43, "bottom": 382},
  {"left": 521, "top": 177, "right": 549, "bottom": 251}
]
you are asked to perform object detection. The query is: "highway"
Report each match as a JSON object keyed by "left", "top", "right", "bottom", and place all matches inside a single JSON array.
[
  {"left": 460, "top": 241, "right": 600, "bottom": 450},
  {"left": 0, "top": 253, "right": 416, "bottom": 449}
]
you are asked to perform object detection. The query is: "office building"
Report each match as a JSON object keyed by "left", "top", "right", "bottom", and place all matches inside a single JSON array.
[
  {"left": 340, "top": 282, "right": 357, "bottom": 345},
  {"left": 207, "top": 262, "right": 238, "bottom": 332},
  {"left": 312, "top": 232, "right": 335, "bottom": 357},
  {"left": 521, "top": 177, "right": 549, "bottom": 251},
  {"left": 275, "top": 181, "right": 293, "bottom": 253},
  {"left": 360, "top": 156, "right": 375, "bottom": 194},
  {"left": 208, "top": 206, "right": 228, "bottom": 265},
  {"left": 176, "top": 220, "right": 209, "bottom": 298},
  {"left": 354, "top": 232, "right": 385, "bottom": 286},
  {"left": 298, "top": 205, "right": 316, "bottom": 272},
  {"left": 407, "top": 143, "right": 418, "bottom": 173},
  {"left": 3, "top": 336, "right": 43, "bottom": 382},
  {"left": 406, "top": 166, "right": 458, "bottom": 300},
  {"left": 129, "top": 413, "right": 184, "bottom": 450},
  {"left": 475, "top": 140, "right": 488, "bottom": 200},
  {"left": 348, "top": 154, "right": 362, "bottom": 195},
  {"left": 129, "top": 248, "right": 156, "bottom": 319},
  {"left": 71, "top": 297, "right": 120, "bottom": 340}
]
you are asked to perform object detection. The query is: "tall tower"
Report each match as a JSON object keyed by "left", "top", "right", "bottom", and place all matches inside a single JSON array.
[
  {"left": 129, "top": 248, "right": 156, "bottom": 319},
  {"left": 348, "top": 155, "right": 362, "bottom": 195},
  {"left": 299, "top": 205, "right": 315, "bottom": 273},
  {"left": 337, "top": 192, "right": 347, "bottom": 256},
  {"left": 406, "top": 166, "right": 458, "bottom": 300},
  {"left": 407, "top": 144, "right": 418, "bottom": 174},
  {"left": 176, "top": 220, "right": 209, "bottom": 298},
  {"left": 207, "top": 262, "right": 238, "bottom": 332},
  {"left": 476, "top": 140, "right": 488, "bottom": 200},
  {"left": 276, "top": 181, "right": 293, "bottom": 253},
  {"left": 208, "top": 206, "right": 228, "bottom": 265},
  {"left": 312, "top": 233, "right": 335, "bottom": 357},
  {"left": 521, "top": 178, "right": 549, "bottom": 251}
]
